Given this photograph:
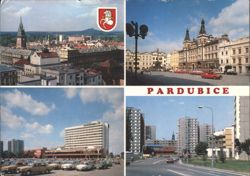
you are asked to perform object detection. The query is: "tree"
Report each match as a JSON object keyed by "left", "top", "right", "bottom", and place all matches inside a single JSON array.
[
  {"left": 241, "top": 138, "right": 250, "bottom": 162},
  {"left": 195, "top": 142, "right": 208, "bottom": 155},
  {"left": 219, "top": 148, "right": 226, "bottom": 163},
  {"left": 2, "top": 151, "right": 16, "bottom": 158},
  {"left": 235, "top": 138, "right": 242, "bottom": 155}
]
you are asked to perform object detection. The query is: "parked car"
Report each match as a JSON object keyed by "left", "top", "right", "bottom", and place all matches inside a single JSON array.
[
  {"left": 16, "top": 162, "right": 52, "bottom": 175},
  {"left": 1, "top": 160, "right": 27, "bottom": 174},
  {"left": 61, "top": 161, "right": 76, "bottom": 170},
  {"left": 96, "top": 160, "right": 108, "bottom": 169},
  {"left": 189, "top": 70, "right": 203, "bottom": 75},
  {"left": 48, "top": 162, "right": 61, "bottom": 170},
  {"left": 226, "top": 70, "right": 237, "bottom": 75},
  {"left": 113, "top": 158, "right": 121, "bottom": 164},
  {"left": 76, "top": 161, "right": 95, "bottom": 171},
  {"left": 105, "top": 159, "right": 112, "bottom": 167},
  {"left": 174, "top": 69, "right": 189, "bottom": 74},
  {"left": 201, "top": 72, "right": 222, "bottom": 79}
]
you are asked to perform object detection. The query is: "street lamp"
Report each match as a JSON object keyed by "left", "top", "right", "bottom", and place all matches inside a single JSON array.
[
  {"left": 126, "top": 21, "right": 148, "bottom": 79},
  {"left": 198, "top": 105, "right": 214, "bottom": 168}
]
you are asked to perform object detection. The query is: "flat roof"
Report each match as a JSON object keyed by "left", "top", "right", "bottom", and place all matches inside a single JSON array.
[{"left": 0, "top": 64, "right": 16, "bottom": 72}]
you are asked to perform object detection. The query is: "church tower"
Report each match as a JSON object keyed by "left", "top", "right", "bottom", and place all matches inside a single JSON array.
[
  {"left": 16, "top": 17, "right": 26, "bottom": 49},
  {"left": 183, "top": 28, "right": 191, "bottom": 49},
  {"left": 197, "top": 18, "right": 208, "bottom": 45}
]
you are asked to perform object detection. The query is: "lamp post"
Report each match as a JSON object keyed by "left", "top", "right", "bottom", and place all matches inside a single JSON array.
[
  {"left": 126, "top": 21, "right": 148, "bottom": 79},
  {"left": 198, "top": 105, "right": 214, "bottom": 168}
]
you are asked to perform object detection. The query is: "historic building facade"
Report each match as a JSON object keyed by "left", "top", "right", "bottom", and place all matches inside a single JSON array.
[
  {"left": 218, "top": 37, "right": 249, "bottom": 74},
  {"left": 126, "top": 50, "right": 170, "bottom": 72},
  {"left": 179, "top": 19, "right": 230, "bottom": 71}
]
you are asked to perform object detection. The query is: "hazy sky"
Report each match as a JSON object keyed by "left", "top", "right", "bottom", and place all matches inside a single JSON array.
[
  {"left": 127, "top": 96, "right": 235, "bottom": 140},
  {"left": 127, "top": 0, "right": 249, "bottom": 52},
  {"left": 0, "top": 88, "right": 124, "bottom": 154},
  {"left": 0, "top": 0, "right": 124, "bottom": 31}
]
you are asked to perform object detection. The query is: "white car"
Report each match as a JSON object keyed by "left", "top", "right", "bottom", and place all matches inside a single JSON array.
[
  {"left": 76, "top": 162, "right": 95, "bottom": 171},
  {"left": 61, "top": 162, "right": 75, "bottom": 170}
]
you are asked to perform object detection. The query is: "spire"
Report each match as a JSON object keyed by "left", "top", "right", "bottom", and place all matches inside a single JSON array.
[
  {"left": 184, "top": 28, "right": 190, "bottom": 41},
  {"left": 17, "top": 16, "right": 25, "bottom": 37},
  {"left": 199, "top": 18, "right": 206, "bottom": 35},
  {"left": 172, "top": 132, "right": 175, "bottom": 140}
]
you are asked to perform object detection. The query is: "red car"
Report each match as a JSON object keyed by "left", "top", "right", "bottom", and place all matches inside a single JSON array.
[{"left": 201, "top": 72, "right": 222, "bottom": 79}]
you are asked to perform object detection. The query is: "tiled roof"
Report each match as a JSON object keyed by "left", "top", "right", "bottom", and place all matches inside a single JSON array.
[{"left": 37, "top": 52, "right": 58, "bottom": 58}]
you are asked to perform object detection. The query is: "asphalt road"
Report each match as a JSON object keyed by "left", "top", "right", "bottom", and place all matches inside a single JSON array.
[
  {"left": 126, "top": 158, "right": 248, "bottom": 176},
  {"left": 2, "top": 164, "right": 123, "bottom": 176},
  {"left": 127, "top": 71, "right": 250, "bottom": 85}
]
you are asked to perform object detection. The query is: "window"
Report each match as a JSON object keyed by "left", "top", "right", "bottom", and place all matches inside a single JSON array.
[
  {"left": 238, "top": 48, "right": 241, "bottom": 54},
  {"left": 233, "top": 58, "right": 236, "bottom": 63},
  {"left": 226, "top": 59, "right": 229, "bottom": 64},
  {"left": 246, "top": 48, "right": 249, "bottom": 53},
  {"left": 233, "top": 49, "right": 236, "bottom": 55},
  {"left": 246, "top": 58, "right": 248, "bottom": 63},
  {"left": 238, "top": 58, "right": 241, "bottom": 64},
  {"left": 226, "top": 51, "right": 228, "bottom": 55},
  {"left": 221, "top": 52, "right": 224, "bottom": 55}
]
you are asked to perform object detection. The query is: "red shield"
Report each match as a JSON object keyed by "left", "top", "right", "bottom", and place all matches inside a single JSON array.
[{"left": 97, "top": 7, "right": 117, "bottom": 32}]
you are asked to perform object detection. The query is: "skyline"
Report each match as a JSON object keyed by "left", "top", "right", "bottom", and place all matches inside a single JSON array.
[
  {"left": 0, "top": 0, "right": 124, "bottom": 32},
  {"left": 126, "top": 0, "right": 249, "bottom": 52},
  {"left": 0, "top": 88, "right": 124, "bottom": 154},
  {"left": 126, "top": 96, "right": 235, "bottom": 140}
]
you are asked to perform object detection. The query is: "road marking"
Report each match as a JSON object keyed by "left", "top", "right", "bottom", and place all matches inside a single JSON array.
[
  {"left": 184, "top": 167, "right": 219, "bottom": 176},
  {"left": 134, "top": 160, "right": 145, "bottom": 164},
  {"left": 153, "top": 160, "right": 163, "bottom": 165},
  {"left": 167, "top": 169, "right": 191, "bottom": 176}
]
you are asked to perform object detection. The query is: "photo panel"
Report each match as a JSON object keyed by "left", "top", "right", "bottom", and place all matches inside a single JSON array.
[
  {"left": 126, "top": 0, "right": 249, "bottom": 86},
  {"left": 0, "top": 0, "right": 124, "bottom": 86},
  {"left": 125, "top": 95, "right": 250, "bottom": 176},
  {"left": 0, "top": 87, "right": 124, "bottom": 176}
]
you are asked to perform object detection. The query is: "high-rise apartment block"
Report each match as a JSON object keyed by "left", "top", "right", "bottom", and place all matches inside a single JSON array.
[
  {"left": 8, "top": 139, "right": 24, "bottom": 156},
  {"left": 145, "top": 125, "right": 156, "bottom": 141},
  {"left": 234, "top": 96, "right": 250, "bottom": 160},
  {"left": 126, "top": 107, "right": 145, "bottom": 153},
  {"left": 177, "top": 117, "right": 199, "bottom": 155},
  {"left": 199, "top": 123, "right": 212, "bottom": 143}
]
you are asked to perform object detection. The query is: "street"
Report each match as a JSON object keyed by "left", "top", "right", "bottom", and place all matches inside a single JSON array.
[
  {"left": 126, "top": 158, "right": 248, "bottom": 176},
  {"left": 127, "top": 71, "right": 250, "bottom": 85}
]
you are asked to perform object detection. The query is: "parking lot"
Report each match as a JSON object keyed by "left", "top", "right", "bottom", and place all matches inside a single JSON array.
[
  {"left": 1, "top": 164, "right": 123, "bottom": 176},
  {"left": 1, "top": 158, "right": 124, "bottom": 176}
]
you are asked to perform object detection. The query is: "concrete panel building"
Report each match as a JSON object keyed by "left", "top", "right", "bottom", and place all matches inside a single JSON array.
[
  {"left": 234, "top": 96, "right": 250, "bottom": 160},
  {"left": 177, "top": 117, "right": 199, "bottom": 155},
  {"left": 8, "top": 139, "right": 24, "bottom": 156},
  {"left": 0, "top": 141, "right": 3, "bottom": 156},
  {"left": 64, "top": 121, "right": 109, "bottom": 154},
  {"left": 199, "top": 123, "right": 212, "bottom": 143},
  {"left": 126, "top": 107, "right": 145, "bottom": 154},
  {"left": 145, "top": 125, "right": 156, "bottom": 141}
]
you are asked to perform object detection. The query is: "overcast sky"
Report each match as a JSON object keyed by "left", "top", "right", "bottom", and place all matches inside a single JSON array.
[
  {"left": 127, "top": 0, "right": 249, "bottom": 52},
  {"left": 0, "top": 0, "right": 124, "bottom": 31},
  {"left": 0, "top": 88, "right": 124, "bottom": 154}
]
